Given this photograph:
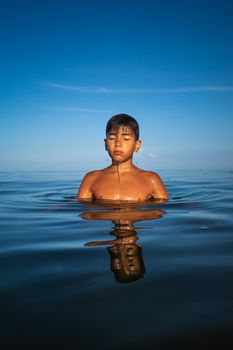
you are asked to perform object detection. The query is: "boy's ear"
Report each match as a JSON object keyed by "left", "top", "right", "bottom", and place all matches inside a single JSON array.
[
  {"left": 135, "top": 139, "right": 142, "bottom": 152},
  {"left": 104, "top": 139, "right": 107, "bottom": 151}
]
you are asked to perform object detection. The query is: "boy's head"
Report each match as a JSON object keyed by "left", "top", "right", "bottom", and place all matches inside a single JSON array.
[
  {"left": 106, "top": 114, "right": 139, "bottom": 140},
  {"left": 108, "top": 243, "right": 145, "bottom": 283}
]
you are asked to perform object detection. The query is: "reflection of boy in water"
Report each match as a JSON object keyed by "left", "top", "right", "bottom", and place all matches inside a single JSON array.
[
  {"left": 108, "top": 228, "right": 145, "bottom": 283},
  {"left": 86, "top": 225, "right": 145, "bottom": 283},
  {"left": 82, "top": 208, "right": 164, "bottom": 283},
  {"left": 77, "top": 114, "right": 168, "bottom": 201}
]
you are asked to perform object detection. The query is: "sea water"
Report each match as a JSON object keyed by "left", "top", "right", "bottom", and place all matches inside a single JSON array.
[{"left": 0, "top": 170, "right": 233, "bottom": 349}]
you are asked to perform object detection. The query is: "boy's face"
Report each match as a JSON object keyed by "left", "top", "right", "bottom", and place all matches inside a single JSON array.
[{"left": 105, "top": 126, "right": 141, "bottom": 163}]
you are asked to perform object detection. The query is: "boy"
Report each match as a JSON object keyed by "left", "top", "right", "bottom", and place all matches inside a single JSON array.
[{"left": 77, "top": 114, "right": 168, "bottom": 201}]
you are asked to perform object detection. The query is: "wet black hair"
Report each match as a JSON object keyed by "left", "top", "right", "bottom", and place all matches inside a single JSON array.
[{"left": 106, "top": 114, "right": 139, "bottom": 140}]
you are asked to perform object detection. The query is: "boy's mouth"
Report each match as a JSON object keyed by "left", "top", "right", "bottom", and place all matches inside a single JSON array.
[{"left": 113, "top": 150, "right": 123, "bottom": 155}]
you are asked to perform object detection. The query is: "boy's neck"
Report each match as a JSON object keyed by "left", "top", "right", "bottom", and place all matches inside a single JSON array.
[{"left": 111, "top": 158, "right": 135, "bottom": 171}]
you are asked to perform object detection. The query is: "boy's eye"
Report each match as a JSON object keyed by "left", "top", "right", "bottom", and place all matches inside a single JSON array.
[{"left": 124, "top": 137, "right": 130, "bottom": 141}]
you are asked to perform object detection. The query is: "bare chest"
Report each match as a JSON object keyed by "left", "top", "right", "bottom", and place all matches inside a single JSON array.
[{"left": 91, "top": 174, "right": 152, "bottom": 201}]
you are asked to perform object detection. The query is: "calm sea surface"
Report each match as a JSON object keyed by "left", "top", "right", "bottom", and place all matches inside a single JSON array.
[{"left": 0, "top": 170, "right": 233, "bottom": 349}]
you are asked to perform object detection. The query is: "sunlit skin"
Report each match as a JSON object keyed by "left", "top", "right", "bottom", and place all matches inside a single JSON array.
[{"left": 77, "top": 126, "right": 169, "bottom": 201}]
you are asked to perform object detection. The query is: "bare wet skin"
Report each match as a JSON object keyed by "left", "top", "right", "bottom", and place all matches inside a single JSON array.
[
  {"left": 77, "top": 126, "right": 168, "bottom": 202},
  {"left": 89, "top": 166, "right": 162, "bottom": 201}
]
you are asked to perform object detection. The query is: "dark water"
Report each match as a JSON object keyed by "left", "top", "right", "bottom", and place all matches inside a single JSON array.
[{"left": 0, "top": 170, "right": 233, "bottom": 349}]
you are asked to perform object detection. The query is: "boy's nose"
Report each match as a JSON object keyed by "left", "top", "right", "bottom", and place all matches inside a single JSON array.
[{"left": 115, "top": 138, "right": 122, "bottom": 146}]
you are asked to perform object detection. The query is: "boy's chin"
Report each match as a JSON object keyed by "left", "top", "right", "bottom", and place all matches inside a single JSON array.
[
  {"left": 109, "top": 154, "right": 133, "bottom": 164},
  {"left": 111, "top": 158, "right": 125, "bottom": 164},
  {"left": 112, "top": 159, "right": 123, "bottom": 164},
  {"left": 111, "top": 157, "right": 131, "bottom": 165}
]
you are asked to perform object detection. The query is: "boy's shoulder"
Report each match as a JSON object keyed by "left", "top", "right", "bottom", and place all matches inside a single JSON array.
[
  {"left": 138, "top": 168, "right": 165, "bottom": 187},
  {"left": 137, "top": 168, "right": 168, "bottom": 199},
  {"left": 82, "top": 169, "right": 102, "bottom": 181},
  {"left": 137, "top": 168, "right": 162, "bottom": 180},
  {"left": 81, "top": 167, "right": 109, "bottom": 182}
]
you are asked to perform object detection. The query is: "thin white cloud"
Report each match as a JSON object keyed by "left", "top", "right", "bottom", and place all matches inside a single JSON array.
[
  {"left": 46, "top": 82, "right": 145, "bottom": 93},
  {"left": 149, "top": 153, "right": 159, "bottom": 158},
  {"left": 44, "top": 81, "right": 233, "bottom": 94}
]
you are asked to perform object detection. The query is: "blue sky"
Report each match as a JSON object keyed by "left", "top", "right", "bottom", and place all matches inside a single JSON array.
[{"left": 1, "top": 0, "right": 233, "bottom": 171}]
